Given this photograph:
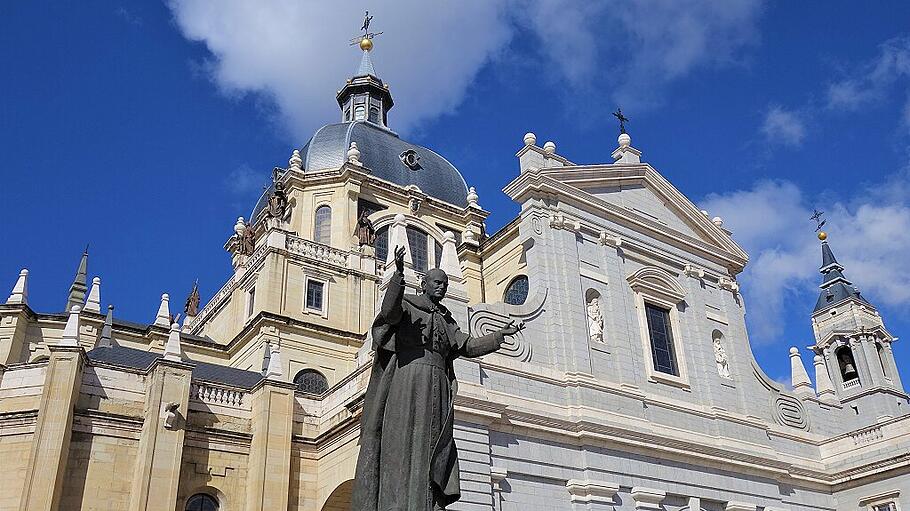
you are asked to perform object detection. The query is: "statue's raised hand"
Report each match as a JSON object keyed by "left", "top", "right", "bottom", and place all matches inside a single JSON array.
[
  {"left": 393, "top": 245, "right": 406, "bottom": 274},
  {"left": 499, "top": 320, "right": 525, "bottom": 337}
]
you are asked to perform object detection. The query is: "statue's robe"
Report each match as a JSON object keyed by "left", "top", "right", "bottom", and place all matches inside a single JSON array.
[{"left": 351, "top": 270, "right": 504, "bottom": 511}]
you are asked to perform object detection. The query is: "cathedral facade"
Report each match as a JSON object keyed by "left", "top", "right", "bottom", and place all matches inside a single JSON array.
[{"left": 1, "top": 40, "right": 908, "bottom": 511}]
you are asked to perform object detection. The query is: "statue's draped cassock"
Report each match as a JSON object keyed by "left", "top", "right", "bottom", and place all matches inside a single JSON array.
[{"left": 351, "top": 270, "right": 504, "bottom": 511}]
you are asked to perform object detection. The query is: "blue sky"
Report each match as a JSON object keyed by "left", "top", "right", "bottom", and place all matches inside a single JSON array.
[{"left": 2, "top": 1, "right": 909, "bottom": 386}]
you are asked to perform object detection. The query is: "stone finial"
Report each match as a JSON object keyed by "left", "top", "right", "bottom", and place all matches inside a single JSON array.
[
  {"left": 234, "top": 217, "right": 246, "bottom": 236},
  {"left": 790, "top": 347, "right": 814, "bottom": 397},
  {"left": 84, "top": 276, "right": 102, "bottom": 313},
  {"left": 347, "top": 142, "right": 362, "bottom": 165},
  {"left": 385, "top": 214, "right": 412, "bottom": 274},
  {"left": 439, "top": 231, "right": 464, "bottom": 281},
  {"left": 523, "top": 132, "right": 537, "bottom": 146},
  {"left": 814, "top": 354, "right": 838, "bottom": 403},
  {"left": 265, "top": 343, "right": 283, "bottom": 379},
  {"left": 466, "top": 187, "right": 480, "bottom": 208},
  {"left": 61, "top": 305, "right": 82, "bottom": 346},
  {"left": 289, "top": 149, "right": 303, "bottom": 171},
  {"left": 6, "top": 268, "right": 28, "bottom": 305},
  {"left": 154, "top": 293, "right": 171, "bottom": 327},
  {"left": 98, "top": 305, "right": 114, "bottom": 348},
  {"left": 163, "top": 322, "right": 182, "bottom": 361},
  {"left": 618, "top": 132, "right": 631, "bottom": 148},
  {"left": 543, "top": 141, "right": 556, "bottom": 154},
  {"left": 712, "top": 216, "right": 724, "bottom": 228}
]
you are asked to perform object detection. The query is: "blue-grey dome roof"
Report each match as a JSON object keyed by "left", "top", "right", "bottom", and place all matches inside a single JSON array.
[{"left": 303, "top": 121, "right": 468, "bottom": 207}]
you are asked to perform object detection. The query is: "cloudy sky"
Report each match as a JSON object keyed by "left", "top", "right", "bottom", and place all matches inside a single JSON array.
[{"left": 2, "top": 1, "right": 909, "bottom": 385}]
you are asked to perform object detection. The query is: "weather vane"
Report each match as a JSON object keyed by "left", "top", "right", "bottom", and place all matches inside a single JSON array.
[
  {"left": 612, "top": 108, "right": 630, "bottom": 134},
  {"left": 810, "top": 209, "right": 828, "bottom": 240},
  {"left": 350, "top": 10, "right": 382, "bottom": 51}
]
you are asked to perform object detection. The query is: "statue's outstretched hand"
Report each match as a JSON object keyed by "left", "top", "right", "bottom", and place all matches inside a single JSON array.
[
  {"left": 499, "top": 320, "right": 525, "bottom": 337},
  {"left": 394, "top": 245, "right": 406, "bottom": 274}
]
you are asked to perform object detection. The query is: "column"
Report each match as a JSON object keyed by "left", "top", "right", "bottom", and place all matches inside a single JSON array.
[
  {"left": 246, "top": 380, "right": 295, "bottom": 511},
  {"left": 128, "top": 358, "right": 193, "bottom": 511},
  {"left": 17, "top": 345, "right": 85, "bottom": 511}
]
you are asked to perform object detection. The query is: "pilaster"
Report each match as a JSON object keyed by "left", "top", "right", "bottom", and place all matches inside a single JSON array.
[
  {"left": 128, "top": 358, "right": 194, "bottom": 511},
  {"left": 17, "top": 345, "right": 85, "bottom": 511},
  {"left": 245, "top": 379, "right": 295, "bottom": 511},
  {"left": 0, "top": 307, "right": 30, "bottom": 364}
]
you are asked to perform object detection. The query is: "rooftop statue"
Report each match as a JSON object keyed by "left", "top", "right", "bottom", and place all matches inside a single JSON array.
[
  {"left": 352, "top": 246, "right": 524, "bottom": 510},
  {"left": 266, "top": 168, "right": 288, "bottom": 220},
  {"left": 355, "top": 210, "right": 377, "bottom": 246}
]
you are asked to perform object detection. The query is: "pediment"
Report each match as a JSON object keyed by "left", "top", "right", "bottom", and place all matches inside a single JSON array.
[{"left": 503, "top": 164, "right": 748, "bottom": 271}]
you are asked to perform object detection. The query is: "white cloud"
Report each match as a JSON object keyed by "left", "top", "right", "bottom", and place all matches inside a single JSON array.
[
  {"left": 167, "top": 0, "right": 764, "bottom": 141},
  {"left": 826, "top": 36, "right": 910, "bottom": 115},
  {"left": 701, "top": 175, "right": 910, "bottom": 345},
  {"left": 225, "top": 164, "right": 265, "bottom": 196},
  {"left": 761, "top": 105, "right": 806, "bottom": 146}
]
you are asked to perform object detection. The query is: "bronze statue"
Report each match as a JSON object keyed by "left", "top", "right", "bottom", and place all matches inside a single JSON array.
[
  {"left": 355, "top": 210, "right": 376, "bottom": 246},
  {"left": 352, "top": 246, "right": 524, "bottom": 510},
  {"left": 240, "top": 222, "right": 255, "bottom": 256},
  {"left": 184, "top": 280, "right": 200, "bottom": 317},
  {"left": 266, "top": 168, "right": 288, "bottom": 219}
]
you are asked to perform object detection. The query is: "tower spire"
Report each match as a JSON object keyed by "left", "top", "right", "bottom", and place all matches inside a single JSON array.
[
  {"left": 813, "top": 235, "right": 870, "bottom": 313},
  {"left": 339, "top": 12, "right": 393, "bottom": 126},
  {"left": 65, "top": 246, "right": 89, "bottom": 312}
]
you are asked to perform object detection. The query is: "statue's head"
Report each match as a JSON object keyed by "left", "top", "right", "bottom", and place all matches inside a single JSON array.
[{"left": 422, "top": 269, "right": 449, "bottom": 303}]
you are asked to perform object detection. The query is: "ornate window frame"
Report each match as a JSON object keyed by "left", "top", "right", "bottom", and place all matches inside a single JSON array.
[
  {"left": 861, "top": 490, "right": 901, "bottom": 511},
  {"left": 627, "top": 266, "right": 690, "bottom": 389}
]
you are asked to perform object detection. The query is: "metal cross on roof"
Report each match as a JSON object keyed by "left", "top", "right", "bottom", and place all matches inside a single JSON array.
[
  {"left": 612, "top": 108, "right": 630, "bottom": 134},
  {"left": 810, "top": 209, "right": 827, "bottom": 232},
  {"left": 350, "top": 10, "right": 383, "bottom": 46}
]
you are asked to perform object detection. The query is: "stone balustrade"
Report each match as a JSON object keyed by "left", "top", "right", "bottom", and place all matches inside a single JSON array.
[
  {"left": 190, "top": 381, "right": 249, "bottom": 412},
  {"left": 285, "top": 235, "right": 349, "bottom": 267}
]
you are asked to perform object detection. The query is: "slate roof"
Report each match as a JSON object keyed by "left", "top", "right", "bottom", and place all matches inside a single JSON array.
[
  {"left": 87, "top": 345, "right": 264, "bottom": 389},
  {"left": 814, "top": 241, "right": 872, "bottom": 313}
]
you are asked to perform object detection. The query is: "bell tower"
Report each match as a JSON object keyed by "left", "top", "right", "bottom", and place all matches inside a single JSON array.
[{"left": 809, "top": 230, "right": 906, "bottom": 417}]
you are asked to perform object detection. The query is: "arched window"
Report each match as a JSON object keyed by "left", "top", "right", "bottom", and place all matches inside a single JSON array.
[
  {"left": 836, "top": 345, "right": 859, "bottom": 383},
  {"left": 314, "top": 205, "right": 332, "bottom": 245},
  {"left": 406, "top": 226, "right": 429, "bottom": 273},
  {"left": 354, "top": 105, "right": 366, "bottom": 121},
  {"left": 374, "top": 225, "right": 389, "bottom": 262},
  {"left": 294, "top": 369, "right": 329, "bottom": 395},
  {"left": 504, "top": 276, "right": 529, "bottom": 305},
  {"left": 185, "top": 493, "right": 219, "bottom": 511},
  {"left": 368, "top": 106, "right": 380, "bottom": 124}
]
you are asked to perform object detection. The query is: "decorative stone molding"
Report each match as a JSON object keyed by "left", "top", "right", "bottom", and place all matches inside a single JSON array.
[
  {"left": 773, "top": 393, "right": 809, "bottom": 430},
  {"left": 566, "top": 479, "right": 619, "bottom": 504},
  {"left": 626, "top": 266, "right": 686, "bottom": 303},
  {"left": 684, "top": 264, "right": 705, "bottom": 279},
  {"left": 549, "top": 213, "right": 580, "bottom": 232},
  {"left": 598, "top": 230, "right": 622, "bottom": 247},
  {"left": 631, "top": 486, "right": 665, "bottom": 510},
  {"left": 725, "top": 502, "right": 757, "bottom": 511},
  {"left": 718, "top": 277, "right": 740, "bottom": 294}
]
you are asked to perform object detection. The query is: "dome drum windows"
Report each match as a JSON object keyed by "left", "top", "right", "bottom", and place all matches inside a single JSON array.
[{"left": 314, "top": 205, "right": 332, "bottom": 245}]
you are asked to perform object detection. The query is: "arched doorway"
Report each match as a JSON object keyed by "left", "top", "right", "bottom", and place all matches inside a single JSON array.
[{"left": 322, "top": 480, "right": 353, "bottom": 511}]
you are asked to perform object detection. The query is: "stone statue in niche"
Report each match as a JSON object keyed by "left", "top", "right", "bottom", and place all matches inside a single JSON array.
[
  {"left": 586, "top": 295, "right": 603, "bottom": 343},
  {"left": 355, "top": 210, "right": 376, "bottom": 246},
  {"left": 714, "top": 335, "right": 731, "bottom": 379},
  {"left": 352, "top": 246, "right": 524, "bottom": 511}
]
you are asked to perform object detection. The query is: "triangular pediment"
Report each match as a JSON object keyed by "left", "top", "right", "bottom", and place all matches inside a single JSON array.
[{"left": 502, "top": 163, "right": 748, "bottom": 271}]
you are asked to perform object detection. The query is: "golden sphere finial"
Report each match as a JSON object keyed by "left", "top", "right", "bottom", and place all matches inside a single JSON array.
[
  {"left": 359, "top": 37, "right": 373, "bottom": 51},
  {"left": 817, "top": 231, "right": 828, "bottom": 241}
]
